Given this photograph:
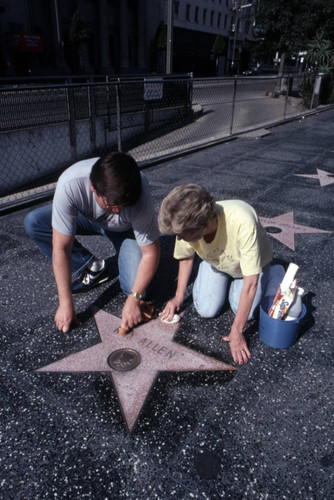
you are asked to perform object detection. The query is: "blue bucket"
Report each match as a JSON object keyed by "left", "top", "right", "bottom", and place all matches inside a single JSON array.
[{"left": 259, "top": 298, "right": 307, "bottom": 349}]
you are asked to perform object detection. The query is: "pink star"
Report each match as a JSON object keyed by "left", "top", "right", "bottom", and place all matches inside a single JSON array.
[
  {"left": 295, "top": 169, "right": 334, "bottom": 187},
  {"left": 37, "top": 308, "right": 236, "bottom": 432},
  {"left": 260, "top": 211, "right": 331, "bottom": 251}
]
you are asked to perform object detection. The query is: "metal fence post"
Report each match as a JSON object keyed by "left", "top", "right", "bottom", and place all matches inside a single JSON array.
[
  {"left": 283, "top": 75, "right": 289, "bottom": 119},
  {"left": 310, "top": 73, "right": 323, "bottom": 110},
  {"left": 67, "top": 84, "right": 77, "bottom": 161},
  {"left": 229, "top": 77, "right": 237, "bottom": 136},
  {"left": 106, "top": 75, "right": 112, "bottom": 131},
  {"left": 188, "top": 72, "right": 194, "bottom": 106},
  {"left": 89, "top": 80, "right": 97, "bottom": 148},
  {"left": 116, "top": 78, "right": 122, "bottom": 152}
]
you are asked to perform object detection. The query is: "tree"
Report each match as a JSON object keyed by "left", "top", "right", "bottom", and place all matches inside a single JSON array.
[
  {"left": 69, "top": 10, "right": 89, "bottom": 45},
  {"left": 254, "top": 0, "right": 334, "bottom": 105},
  {"left": 153, "top": 21, "right": 167, "bottom": 51},
  {"left": 306, "top": 31, "right": 334, "bottom": 105},
  {"left": 211, "top": 35, "right": 226, "bottom": 75},
  {"left": 152, "top": 22, "right": 167, "bottom": 72},
  {"left": 254, "top": 0, "right": 334, "bottom": 63},
  {"left": 69, "top": 10, "right": 90, "bottom": 74}
]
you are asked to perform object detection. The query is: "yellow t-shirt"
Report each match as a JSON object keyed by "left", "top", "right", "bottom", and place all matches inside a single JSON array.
[{"left": 173, "top": 200, "right": 272, "bottom": 278}]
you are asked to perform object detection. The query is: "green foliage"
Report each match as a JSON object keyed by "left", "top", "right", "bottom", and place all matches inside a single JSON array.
[
  {"left": 211, "top": 34, "right": 226, "bottom": 57},
  {"left": 307, "top": 32, "right": 334, "bottom": 72},
  {"left": 299, "top": 74, "right": 334, "bottom": 108},
  {"left": 298, "top": 74, "right": 315, "bottom": 108},
  {"left": 69, "top": 10, "right": 89, "bottom": 44},
  {"left": 153, "top": 22, "right": 167, "bottom": 51},
  {"left": 320, "top": 74, "right": 334, "bottom": 104},
  {"left": 255, "top": 0, "right": 334, "bottom": 54}
]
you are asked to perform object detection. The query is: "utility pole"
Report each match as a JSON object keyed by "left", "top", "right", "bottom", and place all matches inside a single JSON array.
[
  {"left": 231, "top": 1, "right": 252, "bottom": 74},
  {"left": 166, "top": 0, "right": 174, "bottom": 74},
  {"left": 52, "top": 0, "right": 69, "bottom": 73}
]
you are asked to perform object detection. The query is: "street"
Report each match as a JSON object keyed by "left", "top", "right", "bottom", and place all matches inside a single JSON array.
[{"left": 129, "top": 77, "right": 304, "bottom": 161}]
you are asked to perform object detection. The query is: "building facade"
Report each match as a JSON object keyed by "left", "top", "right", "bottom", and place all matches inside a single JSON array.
[
  {"left": 0, "top": 0, "right": 257, "bottom": 77},
  {"left": 169, "top": 0, "right": 257, "bottom": 75}
]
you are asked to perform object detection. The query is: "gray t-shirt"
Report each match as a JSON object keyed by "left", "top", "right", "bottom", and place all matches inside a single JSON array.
[{"left": 52, "top": 157, "right": 160, "bottom": 247}]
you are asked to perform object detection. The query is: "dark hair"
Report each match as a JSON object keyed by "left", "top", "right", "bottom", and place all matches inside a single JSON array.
[{"left": 90, "top": 152, "right": 142, "bottom": 206}]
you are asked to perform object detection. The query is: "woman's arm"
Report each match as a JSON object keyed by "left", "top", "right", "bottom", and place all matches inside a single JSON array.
[
  {"left": 160, "top": 255, "right": 195, "bottom": 321},
  {"left": 222, "top": 274, "right": 259, "bottom": 364}
]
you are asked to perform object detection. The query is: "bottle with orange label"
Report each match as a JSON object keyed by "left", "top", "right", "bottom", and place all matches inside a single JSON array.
[{"left": 268, "top": 263, "right": 299, "bottom": 320}]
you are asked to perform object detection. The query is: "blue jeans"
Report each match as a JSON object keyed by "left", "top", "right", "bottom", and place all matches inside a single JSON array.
[
  {"left": 24, "top": 204, "right": 142, "bottom": 295},
  {"left": 193, "top": 261, "right": 285, "bottom": 320}
]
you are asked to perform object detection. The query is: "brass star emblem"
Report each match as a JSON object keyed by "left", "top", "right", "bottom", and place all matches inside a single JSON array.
[
  {"left": 37, "top": 308, "right": 236, "bottom": 432},
  {"left": 260, "top": 211, "right": 331, "bottom": 251}
]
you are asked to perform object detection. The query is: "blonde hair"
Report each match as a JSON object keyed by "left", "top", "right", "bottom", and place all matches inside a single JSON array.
[{"left": 158, "top": 184, "right": 216, "bottom": 235}]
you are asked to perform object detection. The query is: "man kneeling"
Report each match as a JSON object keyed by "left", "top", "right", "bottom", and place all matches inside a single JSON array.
[{"left": 24, "top": 152, "right": 160, "bottom": 333}]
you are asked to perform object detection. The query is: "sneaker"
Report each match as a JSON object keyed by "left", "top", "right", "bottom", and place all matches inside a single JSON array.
[{"left": 72, "top": 260, "right": 110, "bottom": 294}]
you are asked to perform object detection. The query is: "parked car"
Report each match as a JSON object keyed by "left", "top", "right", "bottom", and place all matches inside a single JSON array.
[{"left": 242, "top": 66, "right": 261, "bottom": 76}]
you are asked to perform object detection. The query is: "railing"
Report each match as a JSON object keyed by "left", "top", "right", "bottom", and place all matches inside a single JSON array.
[{"left": 0, "top": 72, "right": 333, "bottom": 211}]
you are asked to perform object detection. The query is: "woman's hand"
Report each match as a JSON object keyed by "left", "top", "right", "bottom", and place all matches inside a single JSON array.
[
  {"left": 222, "top": 274, "right": 257, "bottom": 364},
  {"left": 160, "top": 296, "right": 183, "bottom": 322},
  {"left": 222, "top": 327, "right": 251, "bottom": 365}
]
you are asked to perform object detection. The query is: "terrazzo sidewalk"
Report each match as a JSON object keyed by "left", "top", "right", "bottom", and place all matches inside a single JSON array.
[{"left": 1, "top": 109, "right": 334, "bottom": 499}]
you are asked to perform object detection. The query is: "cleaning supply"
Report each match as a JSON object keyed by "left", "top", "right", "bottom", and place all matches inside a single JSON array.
[
  {"left": 268, "top": 263, "right": 299, "bottom": 320},
  {"left": 285, "top": 287, "right": 304, "bottom": 321}
]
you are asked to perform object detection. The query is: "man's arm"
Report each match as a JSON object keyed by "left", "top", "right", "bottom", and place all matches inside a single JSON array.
[
  {"left": 121, "top": 238, "right": 160, "bottom": 329},
  {"left": 222, "top": 274, "right": 258, "bottom": 364},
  {"left": 52, "top": 228, "right": 80, "bottom": 333},
  {"left": 160, "top": 255, "right": 195, "bottom": 321}
]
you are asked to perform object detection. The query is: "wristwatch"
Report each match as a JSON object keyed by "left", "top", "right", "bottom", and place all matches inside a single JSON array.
[{"left": 130, "top": 291, "right": 143, "bottom": 300}]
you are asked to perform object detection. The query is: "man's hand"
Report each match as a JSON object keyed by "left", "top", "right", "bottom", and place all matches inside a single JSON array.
[
  {"left": 55, "top": 303, "right": 81, "bottom": 333},
  {"left": 52, "top": 229, "right": 79, "bottom": 333},
  {"left": 222, "top": 325, "right": 251, "bottom": 365},
  {"left": 121, "top": 295, "right": 143, "bottom": 330},
  {"left": 118, "top": 239, "right": 160, "bottom": 332}
]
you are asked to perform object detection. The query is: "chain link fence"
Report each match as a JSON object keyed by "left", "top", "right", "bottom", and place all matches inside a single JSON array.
[{"left": 1, "top": 72, "right": 333, "bottom": 211}]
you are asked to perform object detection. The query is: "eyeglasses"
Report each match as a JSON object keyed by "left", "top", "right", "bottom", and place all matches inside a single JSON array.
[
  {"left": 102, "top": 196, "right": 123, "bottom": 214},
  {"left": 102, "top": 196, "right": 113, "bottom": 211}
]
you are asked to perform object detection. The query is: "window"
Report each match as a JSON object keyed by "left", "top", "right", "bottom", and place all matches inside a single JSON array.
[
  {"left": 174, "top": 1, "right": 180, "bottom": 17},
  {"left": 195, "top": 6, "right": 199, "bottom": 23},
  {"left": 203, "top": 8, "right": 207, "bottom": 24},
  {"left": 224, "top": 14, "right": 228, "bottom": 29},
  {"left": 210, "top": 10, "right": 214, "bottom": 26},
  {"left": 186, "top": 4, "right": 191, "bottom": 21},
  {"left": 217, "top": 12, "right": 221, "bottom": 27}
]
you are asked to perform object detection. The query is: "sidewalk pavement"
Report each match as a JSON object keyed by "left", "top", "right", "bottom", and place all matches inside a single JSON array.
[{"left": 1, "top": 109, "right": 334, "bottom": 499}]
